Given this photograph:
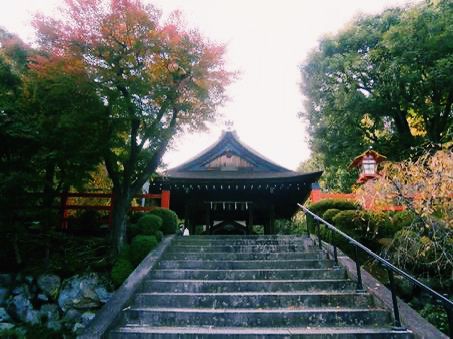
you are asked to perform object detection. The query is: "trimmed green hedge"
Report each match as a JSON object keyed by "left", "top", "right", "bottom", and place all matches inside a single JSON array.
[
  {"left": 154, "top": 230, "right": 164, "bottom": 242},
  {"left": 310, "top": 199, "right": 360, "bottom": 215},
  {"left": 111, "top": 247, "right": 134, "bottom": 287},
  {"left": 129, "top": 212, "right": 145, "bottom": 224},
  {"left": 330, "top": 210, "right": 412, "bottom": 251},
  {"left": 307, "top": 199, "right": 360, "bottom": 229},
  {"left": 111, "top": 258, "right": 134, "bottom": 288},
  {"left": 130, "top": 235, "right": 158, "bottom": 265},
  {"left": 127, "top": 223, "right": 139, "bottom": 240},
  {"left": 322, "top": 209, "right": 341, "bottom": 223},
  {"left": 137, "top": 214, "right": 162, "bottom": 235},
  {"left": 149, "top": 208, "right": 178, "bottom": 234}
]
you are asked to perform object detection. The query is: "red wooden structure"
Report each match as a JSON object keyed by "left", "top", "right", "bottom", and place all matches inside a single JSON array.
[
  {"left": 309, "top": 186, "right": 404, "bottom": 211},
  {"left": 59, "top": 190, "right": 170, "bottom": 229}
]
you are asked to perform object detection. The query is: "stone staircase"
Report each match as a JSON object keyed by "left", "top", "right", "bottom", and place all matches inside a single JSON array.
[{"left": 109, "top": 235, "right": 413, "bottom": 338}]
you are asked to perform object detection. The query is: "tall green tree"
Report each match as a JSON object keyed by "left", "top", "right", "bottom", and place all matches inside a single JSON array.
[
  {"left": 300, "top": 0, "right": 453, "bottom": 190},
  {"left": 26, "top": 55, "right": 108, "bottom": 229},
  {"left": 33, "top": 0, "right": 233, "bottom": 253},
  {"left": 0, "top": 28, "right": 106, "bottom": 265},
  {"left": 0, "top": 29, "right": 38, "bottom": 265}
]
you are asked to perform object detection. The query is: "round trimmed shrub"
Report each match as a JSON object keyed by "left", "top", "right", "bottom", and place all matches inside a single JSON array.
[
  {"left": 129, "top": 212, "right": 145, "bottom": 224},
  {"left": 149, "top": 208, "right": 178, "bottom": 234},
  {"left": 322, "top": 209, "right": 341, "bottom": 223},
  {"left": 154, "top": 230, "right": 164, "bottom": 242},
  {"left": 137, "top": 214, "right": 162, "bottom": 235},
  {"left": 130, "top": 235, "right": 158, "bottom": 265},
  {"left": 310, "top": 199, "right": 360, "bottom": 215},
  {"left": 389, "top": 210, "right": 415, "bottom": 234},
  {"left": 127, "top": 223, "right": 140, "bottom": 240},
  {"left": 307, "top": 199, "right": 360, "bottom": 229},
  {"left": 332, "top": 210, "right": 366, "bottom": 237},
  {"left": 111, "top": 258, "right": 134, "bottom": 287}
]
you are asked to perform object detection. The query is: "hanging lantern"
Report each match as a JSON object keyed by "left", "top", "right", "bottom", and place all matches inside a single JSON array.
[{"left": 350, "top": 149, "right": 386, "bottom": 184}]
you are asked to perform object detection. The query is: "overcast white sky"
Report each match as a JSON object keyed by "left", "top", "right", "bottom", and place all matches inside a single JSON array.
[{"left": 1, "top": 0, "right": 416, "bottom": 170}]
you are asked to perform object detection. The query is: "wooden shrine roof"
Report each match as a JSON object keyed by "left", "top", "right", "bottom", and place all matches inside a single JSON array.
[{"left": 162, "top": 131, "right": 322, "bottom": 183}]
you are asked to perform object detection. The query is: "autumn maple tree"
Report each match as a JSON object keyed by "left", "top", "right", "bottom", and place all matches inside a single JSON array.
[
  {"left": 355, "top": 149, "right": 452, "bottom": 280},
  {"left": 33, "top": 0, "right": 233, "bottom": 253}
]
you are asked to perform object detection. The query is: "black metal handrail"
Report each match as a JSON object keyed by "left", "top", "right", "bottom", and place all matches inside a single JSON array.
[{"left": 297, "top": 203, "right": 453, "bottom": 337}]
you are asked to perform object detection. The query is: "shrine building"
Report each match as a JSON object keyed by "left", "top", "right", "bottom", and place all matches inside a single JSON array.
[{"left": 150, "top": 130, "right": 322, "bottom": 235}]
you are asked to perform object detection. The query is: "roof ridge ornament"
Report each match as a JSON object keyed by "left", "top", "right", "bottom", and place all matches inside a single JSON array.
[{"left": 225, "top": 120, "right": 234, "bottom": 131}]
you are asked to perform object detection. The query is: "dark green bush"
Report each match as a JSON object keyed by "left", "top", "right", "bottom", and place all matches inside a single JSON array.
[
  {"left": 307, "top": 199, "right": 360, "bottom": 229},
  {"left": 389, "top": 210, "right": 415, "bottom": 232},
  {"left": 310, "top": 199, "right": 360, "bottom": 214},
  {"left": 419, "top": 303, "right": 449, "bottom": 334},
  {"left": 322, "top": 209, "right": 341, "bottom": 223},
  {"left": 137, "top": 214, "right": 162, "bottom": 235},
  {"left": 77, "top": 209, "right": 101, "bottom": 226},
  {"left": 368, "top": 212, "right": 395, "bottom": 238},
  {"left": 129, "top": 212, "right": 145, "bottom": 224},
  {"left": 130, "top": 235, "right": 158, "bottom": 265},
  {"left": 111, "top": 257, "right": 134, "bottom": 287},
  {"left": 154, "top": 230, "right": 164, "bottom": 242},
  {"left": 149, "top": 208, "right": 178, "bottom": 234},
  {"left": 332, "top": 210, "right": 368, "bottom": 239},
  {"left": 127, "top": 223, "right": 140, "bottom": 240},
  {"left": 331, "top": 210, "right": 400, "bottom": 251}
]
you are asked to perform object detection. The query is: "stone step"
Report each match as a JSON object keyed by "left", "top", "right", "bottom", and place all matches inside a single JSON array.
[
  {"left": 149, "top": 268, "right": 345, "bottom": 280},
  {"left": 110, "top": 326, "right": 413, "bottom": 338},
  {"left": 163, "top": 251, "right": 323, "bottom": 261},
  {"left": 157, "top": 259, "right": 334, "bottom": 269},
  {"left": 107, "top": 234, "right": 414, "bottom": 338},
  {"left": 172, "top": 238, "right": 313, "bottom": 246},
  {"left": 168, "top": 244, "right": 313, "bottom": 253},
  {"left": 142, "top": 279, "right": 356, "bottom": 293},
  {"left": 179, "top": 235, "right": 310, "bottom": 240},
  {"left": 121, "top": 307, "right": 391, "bottom": 327},
  {"left": 133, "top": 291, "right": 374, "bottom": 309}
]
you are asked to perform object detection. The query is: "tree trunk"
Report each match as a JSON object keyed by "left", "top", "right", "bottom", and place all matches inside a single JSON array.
[{"left": 110, "top": 189, "right": 131, "bottom": 256}]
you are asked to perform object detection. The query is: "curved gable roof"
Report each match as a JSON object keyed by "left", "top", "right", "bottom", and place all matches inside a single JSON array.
[{"left": 167, "top": 131, "right": 290, "bottom": 174}]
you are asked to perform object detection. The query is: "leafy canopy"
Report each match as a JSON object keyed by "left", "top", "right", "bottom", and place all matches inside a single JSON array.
[
  {"left": 33, "top": 0, "right": 233, "bottom": 193},
  {"left": 32, "top": 0, "right": 234, "bottom": 252},
  {"left": 300, "top": 0, "right": 453, "bottom": 190}
]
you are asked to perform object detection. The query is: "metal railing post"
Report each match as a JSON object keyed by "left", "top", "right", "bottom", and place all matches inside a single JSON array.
[
  {"left": 306, "top": 214, "right": 311, "bottom": 238},
  {"left": 316, "top": 220, "right": 322, "bottom": 249},
  {"left": 332, "top": 229, "right": 339, "bottom": 267},
  {"left": 296, "top": 203, "right": 453, "bottom": 332},
  {"left": 353, "top": 245, "right": 364, "bottom": 292},
  {"left": 387, "top": 269, "right": 405, "bottom": 330}
]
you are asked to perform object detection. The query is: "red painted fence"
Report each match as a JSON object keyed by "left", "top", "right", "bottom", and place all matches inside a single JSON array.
[
  {"left": 309, "top": 188, "right": 405, "bottom": 211},
  {"left": 59, "top": 190, "right": 170, "bottom": 229}
]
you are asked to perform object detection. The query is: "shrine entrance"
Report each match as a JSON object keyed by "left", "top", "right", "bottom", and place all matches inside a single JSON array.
[{"left": 150, "top": 130, "right": 322, "bottom": 235}]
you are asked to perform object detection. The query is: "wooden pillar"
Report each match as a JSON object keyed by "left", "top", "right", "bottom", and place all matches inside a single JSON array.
[
  {"left": 59, "top": 191, "right": 69, "bottom": 230},
  {"left": 205, "top": 206, "right": 211, "bottom": 234},
  {"left": 184, "top": 203, "right": 190, "bottom": 234},
  {"left": 269, "top": 204, "right": 275, "bottom": 234},
  {"left": 161, "top": 190, "right": 170, "bottom": 209},
  {"left": 247, "top": 204, "right": 253, "bottom": 234}
]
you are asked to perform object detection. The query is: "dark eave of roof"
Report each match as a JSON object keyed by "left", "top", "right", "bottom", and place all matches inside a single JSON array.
[{"left": 154, "top": 170, "right": 323, "bottom": 184}]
